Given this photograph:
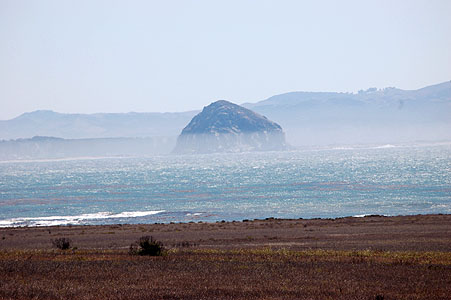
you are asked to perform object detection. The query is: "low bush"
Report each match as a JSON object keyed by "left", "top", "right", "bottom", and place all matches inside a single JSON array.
[
  {"left": 52, "top": 237, "right": 72, "bottom": 250},
  {"left": 129, "top": 236, "right": 165, "bottom": 256}
]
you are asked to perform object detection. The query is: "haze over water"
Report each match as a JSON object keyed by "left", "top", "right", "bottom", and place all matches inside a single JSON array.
[{"left": 1, "top": 143, "right": 450, "bottom": 227}]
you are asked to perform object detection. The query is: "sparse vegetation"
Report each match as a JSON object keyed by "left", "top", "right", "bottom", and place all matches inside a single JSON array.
[
  {"left": 129, "top": 236, "right": 164, "bottom": 256},
  {"left": 51, "top": 237, "right": 72, "bottom": 250},
  {"left": 0, "top": 215, "right": 450, "bottom": 299},
  {"left": 0, "top": 248, "right": 450, "bottom": 299}
]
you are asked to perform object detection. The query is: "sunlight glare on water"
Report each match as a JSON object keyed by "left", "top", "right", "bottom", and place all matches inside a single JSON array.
[{"left": 0, "top": 144, "right": 450, "bottom": 226}]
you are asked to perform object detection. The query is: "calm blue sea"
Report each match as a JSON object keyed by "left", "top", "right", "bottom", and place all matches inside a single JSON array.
[{"left": 0, "top": 144, "right": 450, "bottom": 227}]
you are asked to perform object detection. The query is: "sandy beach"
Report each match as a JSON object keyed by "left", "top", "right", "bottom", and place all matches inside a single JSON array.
[{"left": 1, "top": 214, "right": 450, "bottom": 299}]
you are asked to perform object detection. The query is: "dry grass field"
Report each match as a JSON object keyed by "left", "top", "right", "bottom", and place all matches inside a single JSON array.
[{"left": 0, "top": 214, "right": 450, "bottom": 299}]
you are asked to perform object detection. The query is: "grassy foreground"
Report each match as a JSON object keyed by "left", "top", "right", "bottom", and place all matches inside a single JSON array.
[
  {"left": 0, "top": 248, "right": 450, "bottom": 299},
  {"left": 1, "top": 214, "right": 450, "bottom": 299}
]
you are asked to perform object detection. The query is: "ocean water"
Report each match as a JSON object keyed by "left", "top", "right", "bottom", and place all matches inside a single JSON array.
[{"left": 0, "top": 144, "right": 450, "bottom": 227}]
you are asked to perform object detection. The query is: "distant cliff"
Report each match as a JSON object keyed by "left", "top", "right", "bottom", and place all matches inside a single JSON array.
[
  {"left": 173, "top": 100, "right": 287, "bottom": 154},
  {"left": 0, "top": 136, "right": 176, "bottom": 161}
]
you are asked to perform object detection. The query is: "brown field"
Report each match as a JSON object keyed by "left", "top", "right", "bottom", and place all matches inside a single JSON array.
[{"left": 0, "top": 214, "right": 450, "bottom": 299}]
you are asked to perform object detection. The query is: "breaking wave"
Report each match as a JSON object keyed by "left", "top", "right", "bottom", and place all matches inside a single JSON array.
[{"left": 0, "top": 210, "right": 165, "bottom": 227}]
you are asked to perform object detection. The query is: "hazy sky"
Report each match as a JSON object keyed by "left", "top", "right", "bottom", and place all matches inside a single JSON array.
[{"left": 1, "top": 0, "right": 450, "bottom": 120}]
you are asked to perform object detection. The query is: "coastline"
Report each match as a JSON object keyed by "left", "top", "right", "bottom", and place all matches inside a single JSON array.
[{"left": 1, "top": 214, "right": 450, "bottom": 252}]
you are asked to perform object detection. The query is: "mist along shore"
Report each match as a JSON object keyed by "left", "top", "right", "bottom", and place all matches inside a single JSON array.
[{"left": 1, "top": 214, "right": 450, "bottom": 300}]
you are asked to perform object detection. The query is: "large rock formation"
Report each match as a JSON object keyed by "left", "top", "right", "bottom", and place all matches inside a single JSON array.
[{"left": 173, "top": 100, "right": 287, "bottom": 154}]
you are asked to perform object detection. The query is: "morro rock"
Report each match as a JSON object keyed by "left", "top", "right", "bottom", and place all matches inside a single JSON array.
[{"left": 173, "top": 100, "right": 287, "bottom": 154}]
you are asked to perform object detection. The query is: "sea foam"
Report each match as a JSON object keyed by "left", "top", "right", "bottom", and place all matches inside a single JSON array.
[{"left": 0, "top": 210, "right": 165, "bottom": 227}]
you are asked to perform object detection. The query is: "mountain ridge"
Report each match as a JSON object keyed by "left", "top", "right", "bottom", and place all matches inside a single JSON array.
[
  {"left": 1, "top": 81, "right": 450, "bottom": 146},
  {"left": 244, "top": 81, "right": 451, "bottom": 108},
  {"left": 0, "top": 110, "right": 198, "bottom": 140}
]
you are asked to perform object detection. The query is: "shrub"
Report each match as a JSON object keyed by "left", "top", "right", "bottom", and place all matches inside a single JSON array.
[
  {"left": 129, "top": 236, "right": 165, "bottom": 256},
  {"left": 52, "top": 237, "right": 72, "bottom": 250}
]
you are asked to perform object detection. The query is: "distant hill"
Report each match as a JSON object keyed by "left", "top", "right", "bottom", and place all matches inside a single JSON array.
[
  {"left": 173, "top": 100, "right": 287, "bottom": 154},
  {"left": 0, "top": 110, "right": 197, "bottom": 140},
  {"left": 243, "top": 81, "right": 451, "bottom": 145},
  {"left": 1, "top": 81, "right": 450, "bottom": 147}
]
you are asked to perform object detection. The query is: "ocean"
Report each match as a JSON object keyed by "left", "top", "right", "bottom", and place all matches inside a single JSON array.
[{"left": 0, "top": 143, "right": 450, "bottom": 227}]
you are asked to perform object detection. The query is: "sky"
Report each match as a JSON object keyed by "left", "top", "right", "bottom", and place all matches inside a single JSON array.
[{"left": 1, "top": 0, "right": 450, "bottom": 120}]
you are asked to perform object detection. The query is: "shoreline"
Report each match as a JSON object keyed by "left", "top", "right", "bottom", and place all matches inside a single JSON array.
[
  {"left": 1, "top": 211, "right": 448, "bottom": 228},
  {"left": 1, "top": 213, "right": 450, "bottom": 252}
]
